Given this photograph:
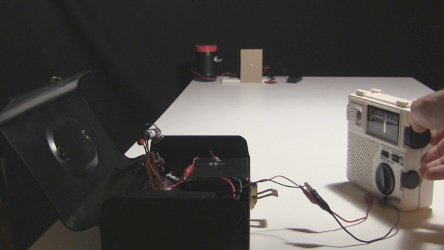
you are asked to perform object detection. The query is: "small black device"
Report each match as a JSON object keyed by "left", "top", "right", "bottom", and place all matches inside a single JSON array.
[{"left": 286, "top": 76, "right": 303, "bottom": 84}]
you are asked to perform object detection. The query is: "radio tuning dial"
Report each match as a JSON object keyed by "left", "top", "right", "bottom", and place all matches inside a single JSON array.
[
  {"left": 401, "top": 171, "right": 421, "bottom": 190},
  {"left": 375, "top": 163, "right": 395, "bottom": 195},
  {"left": 404, "top": 126, "right": 431, "bottom": 149}
]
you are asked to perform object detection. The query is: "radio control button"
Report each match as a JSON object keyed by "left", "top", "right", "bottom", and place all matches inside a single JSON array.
[
  {"left": 355, "top": 106, "right": 363, "bottom": 126},
  {"left": 355, "top": 90, "right": 367, "bottom": 96},
  {"left": 396, "top": 100, "right": 411, "bottom": 108},
  {"left": 381, "top": 150, "right": 389, "bottom": 159},
  {"left": 404, "top": 126, "right": 431, "bottom": 149},
  {"left": 371, "top": 89, "right": 382, "bottom": 93},
  {"left": 391, "top": 154, "right": 400, "bottom": 163},
  {"left": 401, "top": 171, "right": 421, "bottom": 190},
  {"left": 375, "top": 163, "right": 395, "bottom": 195}
]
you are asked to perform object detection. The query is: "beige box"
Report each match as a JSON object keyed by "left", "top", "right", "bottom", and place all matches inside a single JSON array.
[{"left": 240, "top": 49, "right": 262, "bottom": 83}]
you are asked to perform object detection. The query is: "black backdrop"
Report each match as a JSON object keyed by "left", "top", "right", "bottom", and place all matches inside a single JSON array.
[
  {"left": 2, "top": 1, "right": 444, "bottom": 151},
  {"left": 1, "top": 1, "right": 444, "bottom": 249}
]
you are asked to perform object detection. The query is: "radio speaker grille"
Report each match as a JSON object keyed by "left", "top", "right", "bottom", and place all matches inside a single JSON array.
[{"left": 347, "top": 132, "right": 379, "bottom": 189}]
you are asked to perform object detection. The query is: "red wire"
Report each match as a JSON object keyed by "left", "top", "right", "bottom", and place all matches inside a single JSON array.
[
  {"left": 220, "top": 177, "right": 236, "bottom": 198},
  {"left": 332, "top": 193, "right": 373, "bottom": 223},
  {"left": 191, "top": 65, "right": 270, "bottom": 81},
  {"left": 190, "top": 67, "right": 237, "bottom": 81},
  {"left": 144, "top": 145, "right": 373, "bottom": 225},
  {"left": 147, "top": 154, "right": 184, "bottom": 188},
  {"left": 143, "top": 143, "right": 188, "bottom": 189},
  {"left": 221, "top": 175, "right": 303, "bottom": 199},
  {"left": 268, "top": 175, "right": 302, "bottom": 187},
  {"left": 143, "top": 145, "right": 375, "bottom": 225},
  {"left": 221, "top": 174, "right": 373, "bottom": 225}
]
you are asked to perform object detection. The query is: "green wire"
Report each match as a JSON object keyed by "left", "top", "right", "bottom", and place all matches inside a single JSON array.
[{"left": 232, "top": 177, "right": 243, "bottom": 200}]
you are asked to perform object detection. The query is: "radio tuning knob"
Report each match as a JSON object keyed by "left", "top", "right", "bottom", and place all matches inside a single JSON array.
[
  {"left": 375, "top": 163, "right": 395, "bottom": 195},
  {"left": 404, "top": 126, "right": 431, "bottom": 149},
  {"left": 401, "top": 170, "right": 421, "bottom": 189}
]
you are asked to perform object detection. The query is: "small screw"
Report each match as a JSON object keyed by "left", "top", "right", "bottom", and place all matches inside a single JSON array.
[{"left": 209, "top": 150, "right": 221, "bottom": 164}]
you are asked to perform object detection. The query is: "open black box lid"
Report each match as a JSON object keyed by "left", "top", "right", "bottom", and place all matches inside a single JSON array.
[{"left": 0, "top": 73, "right": 145, "bottom": 231}]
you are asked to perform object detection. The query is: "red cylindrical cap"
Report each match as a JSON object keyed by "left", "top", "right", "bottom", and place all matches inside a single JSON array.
[{"left": 196, "top": 44, "right": 217, "bottom": 53}]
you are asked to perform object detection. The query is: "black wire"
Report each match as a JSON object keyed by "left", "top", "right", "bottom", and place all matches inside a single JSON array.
[
  {"left": 233, "top": 176, "right": 400, "bottom": 244},
  {"left": 269, "top": 180, "right": 304, "bottom": 189},
  {"left": 274, "top": 179, "right": 400, "bottom": 245},
  {"left": 329, "top": 198, "right": 400, "bottom": 244}
]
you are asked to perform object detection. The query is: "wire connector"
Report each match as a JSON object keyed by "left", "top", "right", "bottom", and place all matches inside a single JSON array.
[
  {"left": 302, "top": 188, "right": 317, "bottom": 204},
  {"left": 304, "top": 182, "right": 332, "bottom": 213}
]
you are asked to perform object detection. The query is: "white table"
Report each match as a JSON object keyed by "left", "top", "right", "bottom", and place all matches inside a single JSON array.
[{"left": 32, "top": 77, "right": 444, "bottom": 249}]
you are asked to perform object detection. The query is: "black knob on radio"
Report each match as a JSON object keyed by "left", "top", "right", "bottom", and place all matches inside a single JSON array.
[
  {"left": 404, "top": 126, "right": 431, "bottom": 149},
  {"left": 401, "top": 170, "right": 421, "bottom": 189},
  {"left": 375, "top": 163, "right": 395, "bottom": 195}
]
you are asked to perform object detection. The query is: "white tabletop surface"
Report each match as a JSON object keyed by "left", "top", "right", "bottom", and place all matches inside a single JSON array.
[{"left": 31, "top": 76, "right": 444, "bottom": 249}]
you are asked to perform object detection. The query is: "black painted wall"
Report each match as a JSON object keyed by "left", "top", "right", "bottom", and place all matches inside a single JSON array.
[
  {"left": 0, "top": 1, "right": 443, "bottom": 248},
  {"left": 2, "top": 1, "right": 444, "bottom": 150}
]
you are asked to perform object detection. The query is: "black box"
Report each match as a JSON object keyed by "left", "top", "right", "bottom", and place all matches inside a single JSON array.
[{"left": 0, "top": 73, "right": 251, "bottom": 249}]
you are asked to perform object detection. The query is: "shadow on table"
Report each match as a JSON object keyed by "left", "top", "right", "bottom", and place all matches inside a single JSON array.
[
  {"left": 250, "top": 182, "right": 444, "bottom": 248},
  {"left": 327, "top": 181, "right": 444, "bottom": 249}
]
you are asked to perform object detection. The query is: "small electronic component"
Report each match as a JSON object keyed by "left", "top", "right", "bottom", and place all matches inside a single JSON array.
[
  {"left": 250, "top": 183, "right": 258, "bottom": 209},
  {"left": 143, "top": 123, "right": 164, "bottom": 144},
  {"left": 209, "top": 150, "right": 222, "bottom": 166},
  {"left": 251, "top": 188, "right": 279, "bottom": 210}
]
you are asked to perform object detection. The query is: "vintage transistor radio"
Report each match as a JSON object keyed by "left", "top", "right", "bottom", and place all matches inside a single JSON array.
[{"left": 346, "top": 89, "right": 433, "bottom": 211}]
